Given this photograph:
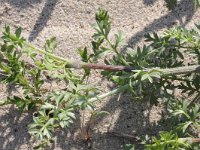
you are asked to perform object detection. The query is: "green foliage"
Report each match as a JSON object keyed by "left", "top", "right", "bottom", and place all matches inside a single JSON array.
[
  {"left": 145, "top": 131, "right": 191, "bottom": 150},
  {"left": 28, "top": 84, "right": 99, "bottom": 149},
  {"left": 123, "top": 144, "right": 135, "bottom": 150},
  {"left": 168, "top": 99, "right": 200, "bottom": 134},
  {"left": 1, "top": 26, "right": 26, "bottom": 84},
  {"left": 165, "top": 0, "right": 178, "bottom": 10},
  {"left": 0, "top": 9, "right": 200, "bottom": 149},
  {"left": 165, "top": 0, "right": 200, "bottom": 10},
  {"left": 0, "top": 24, "right": 99, "bottom": 148}
]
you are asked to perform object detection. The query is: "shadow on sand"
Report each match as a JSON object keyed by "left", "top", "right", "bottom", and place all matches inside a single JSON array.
[{"left": 126, "top": 0, "right": 195, "bottom": 48}]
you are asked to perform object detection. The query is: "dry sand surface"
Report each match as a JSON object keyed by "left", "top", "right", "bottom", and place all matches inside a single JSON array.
[{"left": 0, "top": 0, "right": 200, "bottom": 150}]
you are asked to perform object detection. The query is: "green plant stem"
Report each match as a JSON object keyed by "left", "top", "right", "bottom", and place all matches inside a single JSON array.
[
  {"left": 88, "top": 84, "right": 129, "bottom": 103},
  {"left": 22, "top": 41, "right": 200, "bottom": 74},
  {"left": 104, "top": 36, "right": 119, "bottom": 54},
  {"left": 23, "top": 42, "right": 72, "bottom": 63},
  {"left": 22, "top": 41, "right": 135, "bottom": 71},
  {"left": 159, "top": 65, "right": 200, "bottom": 75},
  {"left": 88, "top": 65, "right": 200, "bottom": 103}
]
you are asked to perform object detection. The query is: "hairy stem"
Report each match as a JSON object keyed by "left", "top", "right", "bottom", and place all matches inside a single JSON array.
[{"left": 23, "top": 41, "right": 200, "bottom": 75}]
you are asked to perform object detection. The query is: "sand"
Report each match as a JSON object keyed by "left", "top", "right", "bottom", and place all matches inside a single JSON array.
[{"left": 0, "top": 0, "right": 200, "bottom": 149}]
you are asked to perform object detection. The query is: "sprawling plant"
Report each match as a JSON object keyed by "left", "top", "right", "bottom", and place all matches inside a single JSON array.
[
  {"left": 0, "top": 9, "right": 199, "bottom": 149},
  {"left": 165, "top": 0, "right": 200, "bottom": 9}
]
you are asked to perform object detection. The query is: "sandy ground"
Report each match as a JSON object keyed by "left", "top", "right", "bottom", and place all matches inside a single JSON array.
[{"left": 0, "top": 0, "right": 200, "bottom": 150}]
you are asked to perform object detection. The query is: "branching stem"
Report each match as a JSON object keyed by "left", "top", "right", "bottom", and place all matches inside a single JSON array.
[{"left": 23, "top": 41, "right": 200, "bottom": 75}]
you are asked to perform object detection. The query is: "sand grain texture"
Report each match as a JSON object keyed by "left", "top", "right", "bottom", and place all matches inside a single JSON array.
[{"left": 0, "top": 0, "right": 200, "bottom": 149}]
